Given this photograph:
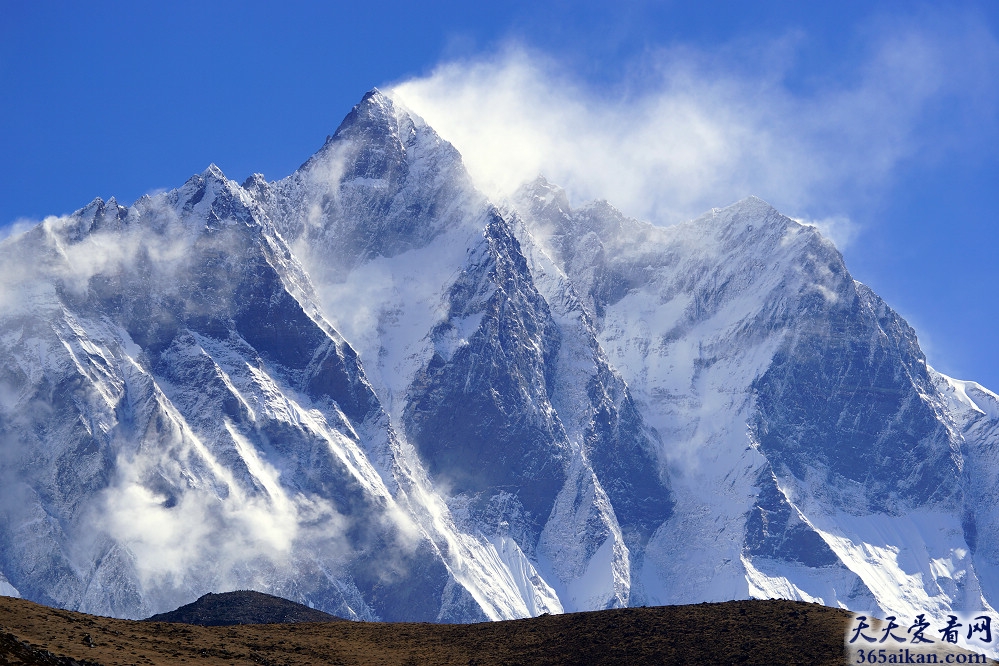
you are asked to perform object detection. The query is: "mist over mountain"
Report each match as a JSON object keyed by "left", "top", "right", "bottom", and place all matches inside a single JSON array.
[{"left": 0, "top": 89, "right": 996, "bottom": 629}]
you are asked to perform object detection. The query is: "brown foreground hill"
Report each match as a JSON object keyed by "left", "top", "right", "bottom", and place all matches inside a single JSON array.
[
  {"left": 1, "top": 593, "right": 994, "bottom": 665},
  {"left": 143, "top": 591, "right": 340, "bottom": 626}
]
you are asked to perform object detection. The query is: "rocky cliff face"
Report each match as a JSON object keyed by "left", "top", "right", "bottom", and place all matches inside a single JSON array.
[{"left": 0, "top": 89, "right": 994, "bottom": 624}]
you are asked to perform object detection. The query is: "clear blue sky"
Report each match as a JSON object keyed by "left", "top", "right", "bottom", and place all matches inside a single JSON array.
[{"left": 2, "top": 1, "right": 998, "bottom": 390}]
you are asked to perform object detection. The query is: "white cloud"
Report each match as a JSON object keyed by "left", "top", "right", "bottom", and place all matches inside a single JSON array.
[
  {"left": 102, "top": 449, "right": 347, "bottom": 590},
  {"left": 0, "top": 218, "right": 38, "bottom": 244},
  {"left": 0, "top": 205, "right": 195, "bottom": 316},
  {"left": 390, "top": 16, "right": 999, "bottom": 228}
]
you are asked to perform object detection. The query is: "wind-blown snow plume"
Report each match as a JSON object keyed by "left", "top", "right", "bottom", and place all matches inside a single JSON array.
[{"left": 391, "top": 15, "right": 999, "bottom": 228}]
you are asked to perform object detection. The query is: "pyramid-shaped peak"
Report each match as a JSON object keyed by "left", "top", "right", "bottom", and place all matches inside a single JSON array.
[
  {"left": 78, "top": 196, "right": 106, "bottom": 215},
  {"left": 201, "top": 163, "right": 227, "bottom": 181},
  {"left": 295, "top": 87, "right": 462, "bottom": 184},
  {"left": 330, "top": 88, "right": 406, "bottom": 141},
  {"left": 524, "top": 174, "right": 558, "bottom": 192},
  {"left": 361, "top": 87, "right": 387, "bottom": 103},
  {"left": 354, "top": 87, "right": 393, "bottom": 115},
  {"left": 165, "top": 162, "right": 253, "bottom": 218},
  {"left": 177, "top": 163, "right": 231, "bottom": 191}
]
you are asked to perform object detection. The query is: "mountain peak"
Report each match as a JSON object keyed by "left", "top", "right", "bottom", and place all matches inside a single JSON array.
[
  {"left": 167, "top": 162, "right": 255, "bottom": 222},
  {"left": 329, "top": 88, "right": 400, "bottom": 143},
  {"left": 294, "top": 88, "right": 415, "bottom": 176},
  {"left": 201, "top": 163, "right": 227, "bottom": 181},
  {"left": 720, "top": 195, "right": 778, "bottom": 217},
  {"left": 144, "top": 591, "right": 341, "bottom": 626},
  {"left": 513, "top": 175, "right": 572, "bottom": 217},
  {"left": 361, "top": 86, "right": 386, "bottom": 103},
  {"left": 691, "top": 195, "right": 792, "bottom": 239},
  {"left": 292, "top": 87, "right": 467, "bottom": 198},
  {"left": 78, "top": 196, "right": 106, "bottom": 216}
]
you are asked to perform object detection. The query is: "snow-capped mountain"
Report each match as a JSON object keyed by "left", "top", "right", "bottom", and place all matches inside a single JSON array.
[{"left": 0, "top": 89, "right": 995, "bottom": 626}]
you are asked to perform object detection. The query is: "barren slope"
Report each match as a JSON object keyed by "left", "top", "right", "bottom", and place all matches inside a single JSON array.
[{"left": 0, "top": 595, "right": 857, "bottom": 665}]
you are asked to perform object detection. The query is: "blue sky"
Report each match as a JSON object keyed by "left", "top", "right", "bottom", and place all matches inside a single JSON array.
[{"left": 2, "top": 1, "right": 998, "bottom": 390}]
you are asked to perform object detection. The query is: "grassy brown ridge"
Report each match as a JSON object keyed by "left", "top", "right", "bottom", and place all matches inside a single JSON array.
[
  {"left": 144, "top": 591, "right": 341, "bottom": 626},
  {"left": 0, "top": 594, "right": 861, "bottom": 665}
]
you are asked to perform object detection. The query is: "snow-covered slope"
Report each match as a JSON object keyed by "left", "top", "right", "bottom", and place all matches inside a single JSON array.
[{"left": 0, "top": 89, "right": 996, "bottom": 626}]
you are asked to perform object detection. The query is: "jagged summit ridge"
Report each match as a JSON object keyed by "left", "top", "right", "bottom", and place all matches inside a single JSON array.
[{"left": 0, "top": 90, "right": 996, "bottom": 636}]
